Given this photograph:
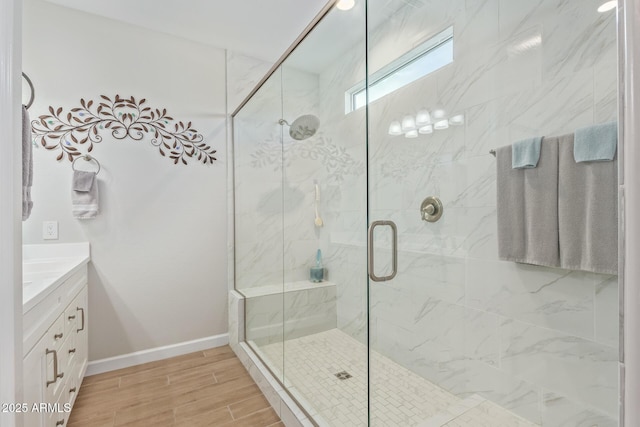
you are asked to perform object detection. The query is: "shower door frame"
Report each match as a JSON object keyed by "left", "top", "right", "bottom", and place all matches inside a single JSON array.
[
  {"left": 228, "top": 0, "right": 640, "bottom": 426},
  {"left": 620, "top": 1, "right": 640, "bottom": 426},
  {"left": 0, "top": 0, "right": 24, "bottom": 426}
]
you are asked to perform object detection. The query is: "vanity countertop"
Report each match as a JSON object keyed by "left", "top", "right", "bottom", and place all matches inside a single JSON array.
[{"left": 23, "top": 242, "right": 90, "bottom": 313}]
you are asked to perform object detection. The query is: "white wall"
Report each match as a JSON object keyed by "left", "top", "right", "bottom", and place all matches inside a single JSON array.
[{"left": 22, "top": 0, "right": 228, "bottom": 361}]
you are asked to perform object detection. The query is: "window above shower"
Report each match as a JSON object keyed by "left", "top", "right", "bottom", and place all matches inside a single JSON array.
[{"left": 345, "top": 26, "right": 454, "bottom": 113}]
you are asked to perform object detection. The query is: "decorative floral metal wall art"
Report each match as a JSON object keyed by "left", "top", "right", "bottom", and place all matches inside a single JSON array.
[{"left": 31, "top": 95, "right": 216, "bottom": 165}]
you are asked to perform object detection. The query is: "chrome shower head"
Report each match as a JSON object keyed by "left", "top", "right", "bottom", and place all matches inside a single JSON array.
[{"left": 278, "top": 115, "right": 320, "bottom": 140}]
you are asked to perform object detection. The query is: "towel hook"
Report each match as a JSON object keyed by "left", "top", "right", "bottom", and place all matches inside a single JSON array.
[
  {"left": 72, "top": 154, "right": 101, "bottom": 175},
  {"left": 22, "top": 72, "right": 35, "bottom": 109}
]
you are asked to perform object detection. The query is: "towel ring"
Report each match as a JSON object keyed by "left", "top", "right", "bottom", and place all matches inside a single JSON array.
[
  {"left": 72, "top": 155, "right": 101, "bottom": 175},
  {"left": 22, "top": 72, "right": 35, "bottom": 109}
]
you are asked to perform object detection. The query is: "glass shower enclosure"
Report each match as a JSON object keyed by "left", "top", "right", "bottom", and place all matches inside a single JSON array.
[{"left": 232, "top": 0, "right": 620, "bottom": 425}]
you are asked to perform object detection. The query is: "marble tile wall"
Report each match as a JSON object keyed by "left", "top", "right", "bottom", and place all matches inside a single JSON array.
[
  {"left": 245, "top": 285, "right": 338, "bottom": 347},
  {"left": 233, "top": 65, "right": 330, "bottom": 294}
]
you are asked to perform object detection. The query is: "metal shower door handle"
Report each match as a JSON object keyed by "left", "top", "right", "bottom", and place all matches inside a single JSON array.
[{"left": 368, "top": 220, "right": 398, "bottom": 282}]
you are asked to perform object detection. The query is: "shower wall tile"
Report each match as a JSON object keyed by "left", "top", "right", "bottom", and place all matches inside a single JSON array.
[
  {"left": 464, "top": 359, "right": 542, "bottom": 423},
  {"left": 594, "top": 54, "right": 619, "bottom": 124},
  {"left": 466, "top": 259, "right": 596, "bottom": 340},
  {"left": 436, "top": 26, "right": 542, "bottom": 113},
  {"left": 283, "top": 239, "right": 320, "bottom": 282},
  {"left": 514, "top": 69, "right": 595, "bottom": 137},
  {"left": 246, "top": 286, "right": 338, "bottom": 346},
  {"left": 541, "top": 391, "right": 618, "bottom": 427},
  {"left": 498, "top": 0, "right": 587, "bottom": 39},
  {"left": 372, "top": 318, "right": 469, "bottom": 395},
  {"left": 541, "top": 2, "right": 616, "bottom": 81},
  {"left": 282, "top": 66, "right": 320, "bottom": 118},
  {"left": 453, "top": 155, "right": 496, "bottom": 208},
  {"left": 595, "top": 275, "right": 619, "bottom": 348},
  {"left": 399, "top": 252, "right": 466, "bottom": 305},
  {"left": 464, "top": 308, "right": 500, "bottom": 366},
  {"left": 234, "top": 65, "right": 332, "bottom": 292},
  {"left": 228, "top": 290, "right": 245, "bottom": 351},
  {"left": 463, "top": 207, "right": 498, "bottom": 260},
  {"left": 458, "top": 0, "right": 501, "bottom": 57},
  {"left": 500, "top": 318, "right": 618, "bottom": 417},
  {"left": 226, "top": 51, "right": 273, "bottom": 113},
  {"left": 284, "top": 301, "right": 337, "bottom": 340},
  {"left": 370, "top": 285, "right": 463, "bottom": 335},
  {"left": 464, "top": 97, "right": 509, "bottom": 158},
  {"left": 337, "top": 306, "right": 367, "bottom": 344}
]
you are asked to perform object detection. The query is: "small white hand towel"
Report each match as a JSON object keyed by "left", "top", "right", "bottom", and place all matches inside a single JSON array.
[{"left": 72, "top": 170, "right": 99, "bottom": 219}]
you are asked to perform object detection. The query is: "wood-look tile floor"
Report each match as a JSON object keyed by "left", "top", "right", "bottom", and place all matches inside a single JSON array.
[{"left": 68, "top": 346, "right": 283, "bottom": 427}]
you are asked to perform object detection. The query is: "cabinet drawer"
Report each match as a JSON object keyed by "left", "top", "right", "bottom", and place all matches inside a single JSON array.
[
  {"left": 45, "top": 390, "right": 70, "bottom": 427},
  {"left": 63, "top": 306, "right": 77, "bottom": 338},
  {"left": 65, "top": 332, "right": 77, "bottom": 372},
  {"left": 44, "top": 315, "right": 65, "bottom": 353},
  {"left": 66, "top": 374, "right": 79, "bottom": 411},
  {"left": 44, "top": 352, "right": 65, "bottom": 409},
  {"left": 44, "top": 331, "right": 71, "bottom": 406}
]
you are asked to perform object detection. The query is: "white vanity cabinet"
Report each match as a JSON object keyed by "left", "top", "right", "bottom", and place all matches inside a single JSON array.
[{"left": 23, "top": 264, "right": 89, "bottom": 427}]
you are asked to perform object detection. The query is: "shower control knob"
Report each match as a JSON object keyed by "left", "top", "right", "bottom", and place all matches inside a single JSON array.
[{"left": 421, "top": 196, "right": 443, "bottom": 222}]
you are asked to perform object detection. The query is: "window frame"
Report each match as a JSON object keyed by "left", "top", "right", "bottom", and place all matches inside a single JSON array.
[{"left": 345, "top": 26, "right": 454, "bottom": 113}]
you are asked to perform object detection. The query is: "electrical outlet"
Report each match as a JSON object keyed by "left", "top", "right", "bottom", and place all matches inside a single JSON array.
[{"left": 42, "top": 221, "right": 58, "bottom": 240}]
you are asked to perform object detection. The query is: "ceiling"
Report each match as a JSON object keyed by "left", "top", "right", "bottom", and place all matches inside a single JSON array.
[{"left": 43, "top": 0, "right": 329, "bottom": 63}]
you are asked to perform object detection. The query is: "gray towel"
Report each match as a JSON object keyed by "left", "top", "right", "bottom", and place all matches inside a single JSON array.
[
  {"left": 73, "top": 170, "right": 95, "bottom": 192},
  {"left": 512, "top": 136, "right": 543, "bottom": 169},
  {"left": 72, "top": 171, "right": 99, "bottom": 219},
  {"left": 497, "top": 137, "right": 559, "bottom": 267},
  {"left": 559, "top": 134, "right": 617, "bottom": 274},
  {"left": 22, "top": 105, "right": 33, "bottom": 221},
  {"left": 574, "top": 122, "right": 617, "bottom": 162}
]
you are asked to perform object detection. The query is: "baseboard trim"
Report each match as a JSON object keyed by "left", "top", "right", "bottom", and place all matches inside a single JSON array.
[{"left": 85, "top": 333, "right": 229, "bottom": 376}]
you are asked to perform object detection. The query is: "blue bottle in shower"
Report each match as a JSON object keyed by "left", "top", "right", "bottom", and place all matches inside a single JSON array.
[{"left": 310, "top": 249, "right": 324, "bottom": 283}]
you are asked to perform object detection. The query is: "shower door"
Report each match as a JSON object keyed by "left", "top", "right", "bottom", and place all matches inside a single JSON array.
[
  {"left": 366, "top": 0, "right": 620, "bottom": 426},
  {"left": 234, "top": 2, "right": 371, "bottom": 425}
]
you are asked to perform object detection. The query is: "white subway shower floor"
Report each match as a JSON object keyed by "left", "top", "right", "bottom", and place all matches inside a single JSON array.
[{"left": 253, "top": 329, "right": 538, "bottom": 427}]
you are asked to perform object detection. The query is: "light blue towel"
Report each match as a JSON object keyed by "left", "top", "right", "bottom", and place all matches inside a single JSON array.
[
  {"left": 574, "top": 122, "right": 617, "bottom": 162},
  {"left": 512, "top": 137, "right": 543, "bottom": 169}
]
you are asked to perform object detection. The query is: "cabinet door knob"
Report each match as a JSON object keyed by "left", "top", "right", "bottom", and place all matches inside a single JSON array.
[
  {"left": 56, "top": 420, "right": 64, "bottom": 426},
  {"left": 69, "top": 387, "right": 77, "bottom": 394},
  {"left": 69, "top": 348, "right": 76, "bottom": 354},
  {"left": 68, "top": 315, "right": 76, "bottom": 320},
  {"left": 54, "top": 333, "right": 63, "bottom": 339}
]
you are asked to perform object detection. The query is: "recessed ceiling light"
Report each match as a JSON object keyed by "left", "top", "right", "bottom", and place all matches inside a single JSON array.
[
  {"left": 336, "top": 0, "right": 355, "bottom": 11},
  {"left": 598, "top": 1, "right": 617, "bottom": 12}
]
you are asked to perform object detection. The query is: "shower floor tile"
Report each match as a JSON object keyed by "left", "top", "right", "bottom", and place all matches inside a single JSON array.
[{"left": 254, "top": 329, "right": 539, "bottom": 427}]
